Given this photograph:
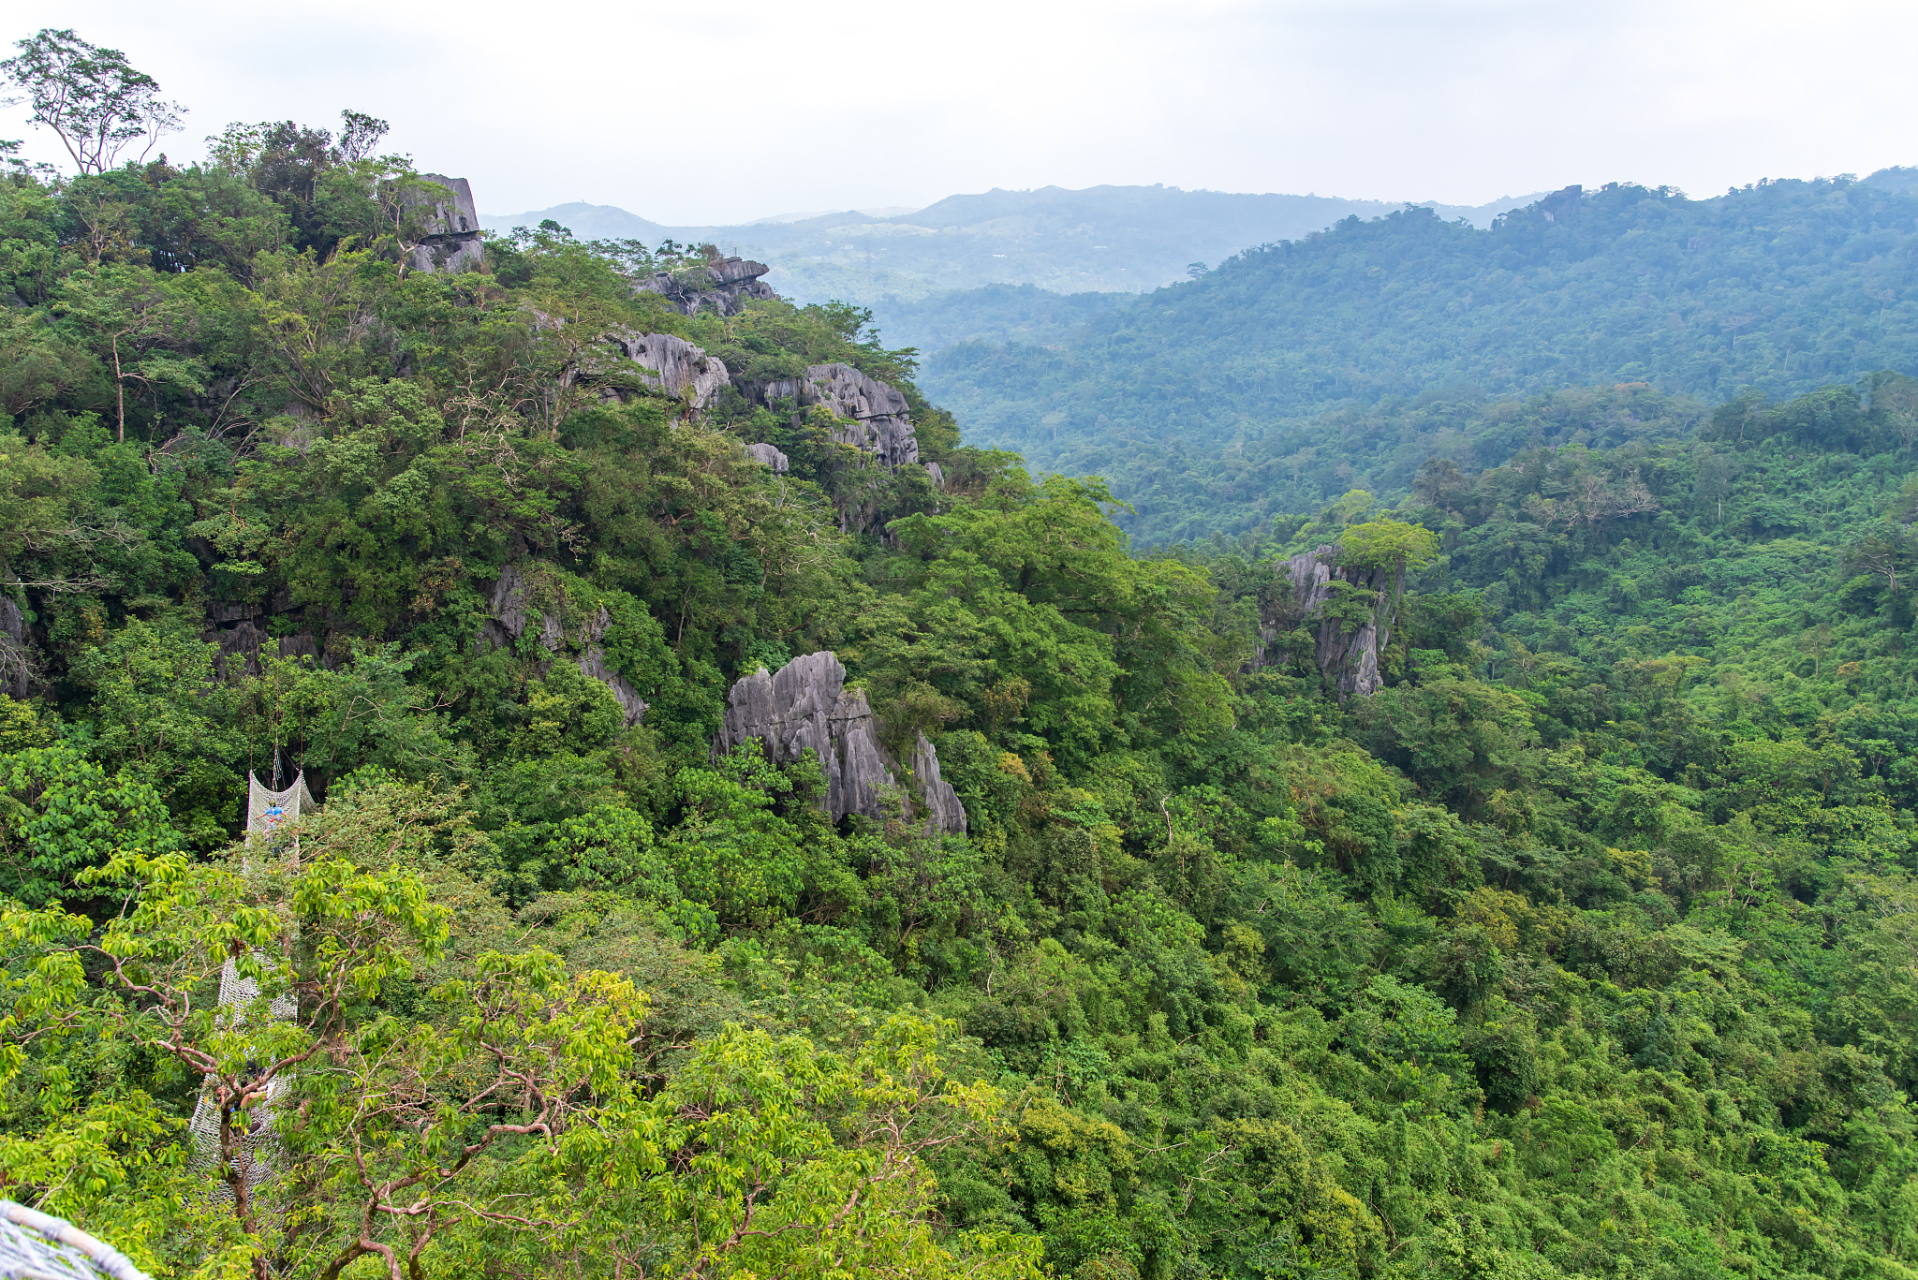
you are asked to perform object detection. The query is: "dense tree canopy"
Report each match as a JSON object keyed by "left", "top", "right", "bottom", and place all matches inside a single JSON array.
[
  {"left": 8, "top": 34, "right": 1918, "bottom": 1280},
  {"left": 920, "top": 175, "right": 1918, "bottom": 541}
]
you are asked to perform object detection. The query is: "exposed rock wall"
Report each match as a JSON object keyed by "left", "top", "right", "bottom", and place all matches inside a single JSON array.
[
  {"left": 481, "top": 564, "right": 648, "bottom": 727},
  {"left": 202, "top": 593, "right": 323, "bottom": 678},
  {"left": 408, "top": 175, "right": 485, "bottom": 274},
  {"left": 606, "top": 331, "right": 729, "bottom": 412},
  {"left": 0, "top": 597, "right": 31, "bottom": 697},
  {"left": 636, "top": 256, "right": 776, "bottom": 316},
  {"left": 1268, "top": 544, "right": 1399, "bottom": 700},
  {"left": 714, "top": 651, "right": 966, "bottom": 834},
  {"left": 907, "top": 729, "right": 968, "bottom": 835},
  {"left": 745, "top": 442, "right": 790, "bottom": 472},
  {"left": 757, "top": 363, "right": 921, "bottom": 468}
]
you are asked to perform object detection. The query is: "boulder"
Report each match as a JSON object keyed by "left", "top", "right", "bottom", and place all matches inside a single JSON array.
[
  {"left": 907, "top": 730, "right": 967, "bottom": 835},
  {"left": 407, "top": 174, "right": 485, "bottom": 274},
  {"left": 1267, "top": 544, "right": 1397, "bottom": 699},
  {"left": 607, "top": 331, "right": 729, "bottom": 412},
  {"left": 746, "top": 442, "right": 790, "bottom": 472},
  {"left": 757, "top": 363, "right": 920, "bottom": 468},
  {"left": 924, "top": 460, "right": 946, "bottom": 489},
  {"left": 636, "top": 256, "right": 776, "bottom": 316},
  {"left": 714, "top": 651, "right": 966, "bottom": 833},
  {"left": 481, "top": 564, "right": 647, "bottom": 726},
  {"left": 716, "top": 652, "right": 890, "bottom": 822}
]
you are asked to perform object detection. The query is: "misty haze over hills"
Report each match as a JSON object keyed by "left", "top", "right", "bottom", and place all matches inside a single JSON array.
[{"left": 479, "top": 183, "right": 1543, "bottom": 305}]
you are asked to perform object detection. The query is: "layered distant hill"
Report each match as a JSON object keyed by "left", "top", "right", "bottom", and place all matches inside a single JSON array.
[
  {"left": 485, "top": 172, "right": 1918, "bottom": 544},
  {"left": 479, "top": 183, "right": 1540, "bottom": 303},
  {"left": 913, "top": 171, "right": 1918, "bottom": 541}
]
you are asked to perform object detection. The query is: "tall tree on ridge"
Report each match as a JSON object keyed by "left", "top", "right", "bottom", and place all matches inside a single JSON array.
[{"left": 0, "top": 28, "right": 184, "bottom": 175}]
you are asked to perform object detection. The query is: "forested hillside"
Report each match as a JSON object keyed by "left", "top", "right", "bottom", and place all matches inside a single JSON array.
[
  {"left": 13, "top": 29, "right": 1918, "bottom": 1280},
  {"left": 923, "top": 175, "right": 1918, "bottom": 540}
]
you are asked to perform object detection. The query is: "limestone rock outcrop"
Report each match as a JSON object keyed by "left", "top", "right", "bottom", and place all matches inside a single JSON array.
[
  {"left": 745, "top": 442, "right": 790, "bottom": 472},
  {"left": 0, "top": 597, "right": 30, "bottom": 697},
  {"left": 407, "top": 175, "right": 485, "bottom": 274},
  {"left": 714, "top": 651, "right": 966, "bottom": 834},
  {"left": 481, "top": 564, "right": 648, "bottom": 727},
  {"left": 757, "top": 363, "right": 920, "bottom": 468},
  {"left": 201, "top": 592, "right": 324, "bottom": 678},
  {"left": 1265, "top": 544, "right": 1399, "bottom": 699},
  {"left": 607, "top": 331, "right": 729, "bottom": 412},
  {"left": 907, "top": 729, "right": 968, "bottom": 835},
  {"left": 636, "top": 256, "right": 776, "bottom": 316}
]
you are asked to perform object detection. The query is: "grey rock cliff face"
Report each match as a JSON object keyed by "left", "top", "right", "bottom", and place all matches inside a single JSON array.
[
  {"left": 908, "top": 730, "right": 968, "bottom": 835},
  {"left": 1270, "top": 544, "right": 1397, "bottom": 699},
  {"left": 607, "top": 331, "right": 729, "bottom": 412},
  {"left": 745, "top": 442, "right": 790, "bottom": 472},
  {"left": 408, "top": 175, "right": 485, "bottom": 274},
  {"left": 714, "top": 651, "right": 966, "bottom": 834},
  {"left": 758, "top": 363, "right": 921, "bottom": 468},
  {"left": 482, "top": 564, "right": 648, "bottom": 727},
  {"left": 636, "top": 256, "right": 776, "bottom": 316},
  {"left": 200, "top": 594, "right": 325, "bottom": 679},
  {"left": 0, "top": 597, "right": 30, "bottom": 697}
]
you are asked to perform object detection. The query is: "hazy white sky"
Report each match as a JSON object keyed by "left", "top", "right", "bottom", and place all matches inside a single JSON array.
[{"left": 4, "top": 0, "right": 1914, "bottom": 224}]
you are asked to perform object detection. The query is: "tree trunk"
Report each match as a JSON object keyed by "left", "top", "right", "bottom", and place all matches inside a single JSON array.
[{"left": 111, "top": 331, "right": 125, "bottom": 442}]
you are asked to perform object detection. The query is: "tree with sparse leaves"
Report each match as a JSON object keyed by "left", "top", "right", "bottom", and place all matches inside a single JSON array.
[{"left": 0, "top": 29, "right": 183, "bottom": 175}]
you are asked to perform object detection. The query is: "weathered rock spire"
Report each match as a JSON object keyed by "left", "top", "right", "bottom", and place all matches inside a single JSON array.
[{"left": 713, "top": 651, "right": 966, "bottom": 834}]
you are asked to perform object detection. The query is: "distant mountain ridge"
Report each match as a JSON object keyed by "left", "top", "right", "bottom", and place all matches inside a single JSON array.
[
  {"left": 914, "top": 172, "right": 1918, "bottom": 542},
  {"left": 478, "top": 183, "right": 1542, "bottom": 304}
]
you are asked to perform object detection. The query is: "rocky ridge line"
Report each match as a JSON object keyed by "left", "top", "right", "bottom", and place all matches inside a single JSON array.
[
  {"left": 411, "top": 178, "right": 934, "bottom": 491},
  {"left": 636, "top": 256, "right": 776, "bottom": 316}
]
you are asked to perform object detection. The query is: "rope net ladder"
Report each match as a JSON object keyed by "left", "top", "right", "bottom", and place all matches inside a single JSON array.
[{"left": 184, "top": 772, "right": 315, "bottom": 1204}]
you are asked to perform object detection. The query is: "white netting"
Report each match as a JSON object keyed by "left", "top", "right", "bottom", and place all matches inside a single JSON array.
[
  {"left": 0, "top": 1200, "right": 149, "bottom": 1280},
  {"left": 245, "top": 774, "right": 314, "bottom": 847},
  {"left": 185, "top": 773, "right": 313, "bottom": 1203}
]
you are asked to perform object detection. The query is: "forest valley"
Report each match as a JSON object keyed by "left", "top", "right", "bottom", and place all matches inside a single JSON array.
[
  {"left": 10, "top": 28, "right": 1918, "bottom": 1280},
  {"left": 916, "top": 169, "right": 1918, "bottom": 543}
]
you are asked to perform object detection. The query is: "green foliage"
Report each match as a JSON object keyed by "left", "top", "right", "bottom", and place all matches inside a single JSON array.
[
  {"left": 1338, "top": 518, "right": 1440, "bottom": 576},
  {"left": 10, "top": 95, "right": 1918, "bottom": 1279},
  {"left": 0, "top": 742, "right": 174, "bottom": 905}
]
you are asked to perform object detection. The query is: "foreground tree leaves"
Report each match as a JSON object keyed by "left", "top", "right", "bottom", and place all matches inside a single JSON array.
[{"left": 0, "top": 784, "right": 1039, "bottom": 1280}]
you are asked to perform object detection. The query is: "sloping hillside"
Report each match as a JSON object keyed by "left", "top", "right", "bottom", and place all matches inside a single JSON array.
[{"left": 920, "top": 176, "right": 1918, "bottom": 540}]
